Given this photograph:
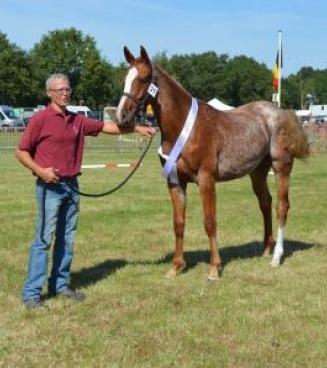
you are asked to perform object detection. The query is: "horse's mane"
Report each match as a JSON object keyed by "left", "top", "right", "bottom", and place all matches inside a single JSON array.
[{"left": 154, "top": 65, "right": 191, "bottom": 99}]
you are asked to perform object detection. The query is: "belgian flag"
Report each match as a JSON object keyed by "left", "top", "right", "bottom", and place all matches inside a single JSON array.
[{"left": 272, "top": 48, "right": 283, "bottom": 92}]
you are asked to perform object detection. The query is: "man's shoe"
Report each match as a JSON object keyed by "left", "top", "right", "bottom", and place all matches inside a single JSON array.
[
  {"left": 58, "top": 288, "right": 86, "bottom": 302},
  {"left": 23, "top": 297, "right": 49, "bottom": 310}
]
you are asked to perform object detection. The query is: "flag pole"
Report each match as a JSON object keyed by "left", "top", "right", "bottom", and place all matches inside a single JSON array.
[{"left": 277, "top": 30, "right": 282, "bottom": 107}]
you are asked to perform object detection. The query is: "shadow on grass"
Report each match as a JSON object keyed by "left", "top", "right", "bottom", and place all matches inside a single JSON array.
[
  {"left": 69, "top": 240, "right": 314, "bottom": 288},
  {"left": 71, "top": 259, "right": 127, "bottom": 289},
  {"left": 156, "top": 239, "right": 315, "bottom": 275}
]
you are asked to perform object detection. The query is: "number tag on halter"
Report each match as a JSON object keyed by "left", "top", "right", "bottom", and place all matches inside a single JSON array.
[{"left": 147, "top": 83, "right": 158, "bottom": 98}]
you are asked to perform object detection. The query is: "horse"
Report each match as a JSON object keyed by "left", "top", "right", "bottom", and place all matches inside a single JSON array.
[{"left": 116, "top": 46, "right": 309, "bottom": 280}]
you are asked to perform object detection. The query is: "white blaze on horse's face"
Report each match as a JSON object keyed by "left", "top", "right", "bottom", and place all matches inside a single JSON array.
[{"left": 117, "top": 66, "right": 138, "bottom": 125}]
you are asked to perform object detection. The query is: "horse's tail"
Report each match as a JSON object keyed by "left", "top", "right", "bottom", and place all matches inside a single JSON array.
[{"left": 286, "top": 110, "right": 310, "bottom": 159}]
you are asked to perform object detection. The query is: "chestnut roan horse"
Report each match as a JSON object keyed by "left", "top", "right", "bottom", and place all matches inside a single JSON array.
[{"left": 117, "top": 46, "right": 309, "bottom": 280}]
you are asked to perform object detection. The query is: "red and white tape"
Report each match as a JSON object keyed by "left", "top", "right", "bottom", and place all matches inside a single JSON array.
[{"left": 82, "top": 163, "right": 142, "bottom": 170}]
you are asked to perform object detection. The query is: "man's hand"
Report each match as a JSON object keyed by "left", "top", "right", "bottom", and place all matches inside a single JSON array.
[
  {"left": 134, "top": 125, "right": 156, "bottom": 138},
  {"left": 15, "top": 149, "right": 60, "bottom": 184},
  {"left": 36, "top": 167, "right": 60, "bottom": 183}
]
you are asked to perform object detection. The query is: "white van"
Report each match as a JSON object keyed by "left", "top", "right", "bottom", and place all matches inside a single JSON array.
[
  {"left": 103, "top": 106, "right": 117, "bottom": 122},
  {"left": 66, "top": 105, "right": 97, "bottom": 119},
  {"left": 0, "top": 105, "right": 24, "bottom": 128}
]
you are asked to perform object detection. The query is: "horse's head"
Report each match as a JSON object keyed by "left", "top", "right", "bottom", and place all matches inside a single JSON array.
[{"left": 117, "top": 46, "right": 157, "bottom": 125}]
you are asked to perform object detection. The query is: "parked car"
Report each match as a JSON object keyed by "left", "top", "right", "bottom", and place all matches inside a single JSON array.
[
  {"left": 66, "top": 105, "right": 97, "bottom": 119},
  {"left": 22, "top": 108, "right": 36, "bottom": 126},
  {"left": 0, "top": 105, "right": 25, "bottom": 129},
  {"left": 14, "top": 105, "right": 46, "bottom": 126},
  {"left": 103, "top": 106, "right": 117, "bottom": 122}
]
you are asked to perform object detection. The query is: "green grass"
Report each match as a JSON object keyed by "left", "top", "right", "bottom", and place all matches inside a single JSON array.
[{"left": 0, "top": 148, "right": 326, "bottom": 367}]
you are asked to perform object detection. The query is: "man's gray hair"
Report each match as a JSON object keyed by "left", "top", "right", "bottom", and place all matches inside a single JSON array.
[{"left": 45, "top": 73, "right": 70, "bottom": 91}]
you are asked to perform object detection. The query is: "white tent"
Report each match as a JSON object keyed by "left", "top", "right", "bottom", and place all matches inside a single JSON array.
[
  {"left": 295, "top": 110, "right": 310, "bottom": 118},
  {"left": 208, "top": 98, "right": 234, "bottom": 111}
]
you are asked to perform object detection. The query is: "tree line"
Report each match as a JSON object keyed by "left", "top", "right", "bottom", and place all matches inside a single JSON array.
[{"left": 1, "top": 28, "right": 326, "bottom": 110}]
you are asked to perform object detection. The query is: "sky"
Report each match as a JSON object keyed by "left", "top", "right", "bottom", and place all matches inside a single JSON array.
[{"left": 1, "top": 0, "right": 326, "bottom": 76}]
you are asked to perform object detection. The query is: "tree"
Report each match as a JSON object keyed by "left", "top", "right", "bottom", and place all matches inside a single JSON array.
[
  {"left": 224, "top": 56, "right": 272, "bottom": 107},
  {"left": 282, "top": 74, "right": 302, "bottom": 109},
  {"left": 2, "top": 29, "right": 327, "bottom": 110},
  {"left": 74, "top": 52, "right": 115, "bottom": 110},
  {"left": 283, "top": 67, "right": 327, "bottom": 109},
  {"left": 0, "top": 32, "right": 37, "bottom": 106},
  {"left": 310, "top": 69, "right": 327, "bottom": 106},
  {"left": 108, "top": 62, "right": 128, "bottom": 107},
  {"left": 29, "top": 28, "right": 114, "bottom": 108},
  {"left": 153, "top": 51, "right": 174, "bottom": 73},
  {"left": 168, "top": 52, "right": 230, "bottom": 102}
]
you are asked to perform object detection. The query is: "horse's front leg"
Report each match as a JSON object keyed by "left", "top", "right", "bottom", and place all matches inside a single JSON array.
[
  {"left": 198, "top": 171, "right": 221, "bottom": 280},
  {"left": 166, "top": 182, "right": 187, "bottom": 278}
]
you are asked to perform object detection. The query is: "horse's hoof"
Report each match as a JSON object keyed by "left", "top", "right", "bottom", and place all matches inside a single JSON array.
[
  {"left": 208, "top": 275, "right": 219, "bottom": 282},
  {"left": 207, "top": 269, "right": 219, "bottom": 281},
  {"left": 165, "top": 263, "right": 185, "bottom": 279},
  {"left": 165, "top": 268, "right": 177, "bottom": 279},
  {"left": 263, "top": 249, "right": 271, "bottom": 257},
  {"left": 271, "top": 258, "right": 281, "bottom": 268}
]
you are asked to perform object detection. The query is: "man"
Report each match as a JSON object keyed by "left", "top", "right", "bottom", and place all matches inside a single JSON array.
[{"left": 16, "top": 73, "right": 155, "bottom": 310}]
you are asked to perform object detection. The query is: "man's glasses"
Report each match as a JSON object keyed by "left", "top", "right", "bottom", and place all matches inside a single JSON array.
[{"left": 49, "top": 88, "right": 72, "bottom": 95}]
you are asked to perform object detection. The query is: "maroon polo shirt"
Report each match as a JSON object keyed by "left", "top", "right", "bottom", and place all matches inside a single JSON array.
[{"left": 18, "top": 105, "right": 104, "bottom": 178}]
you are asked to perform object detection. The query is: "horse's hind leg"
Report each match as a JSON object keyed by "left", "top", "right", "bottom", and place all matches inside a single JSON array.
[
  {"left": 198, "top": 171, "right": 221, "bottom": 281},
  {"left": 250, "top": 159, "right": 274, "bottom": 256},
  {"left": 166, "top": 183, "right": 187, "bottom": 278},
  {"left": 271, "top": 159, "right": 293, "bottom": 267}
]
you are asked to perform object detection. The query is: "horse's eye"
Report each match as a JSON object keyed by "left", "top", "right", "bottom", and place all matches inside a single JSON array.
[{"left": 138, "top": 77, "right": 148, "bottom": 84}]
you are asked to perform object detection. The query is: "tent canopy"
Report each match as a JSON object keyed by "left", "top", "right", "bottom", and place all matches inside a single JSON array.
[
  {"left": 208, "top": 98, "right": 234, "bottom": 111},
  {"left": 295, "top": 110, "right": 310, "bottom": 117}
]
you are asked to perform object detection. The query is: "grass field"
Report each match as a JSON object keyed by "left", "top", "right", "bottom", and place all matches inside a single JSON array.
[{"left": 0, "top": 147, "right": 326, "bottom": 367}]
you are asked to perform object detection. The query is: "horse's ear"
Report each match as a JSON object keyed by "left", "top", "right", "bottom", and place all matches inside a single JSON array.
[
  {"left": 124, "top": 46, "right": 135, "bottom": 64},
  {"left": 140, "top": 46, "right": 151, "bottom": 65}
]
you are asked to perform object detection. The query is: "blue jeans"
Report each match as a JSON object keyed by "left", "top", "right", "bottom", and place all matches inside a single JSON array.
[{"left": 22, "top": 178, "right": 80, "bottom": 301}]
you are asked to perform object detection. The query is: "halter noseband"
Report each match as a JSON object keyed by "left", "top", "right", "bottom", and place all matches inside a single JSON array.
[{"left": 122, "top": 92, "right": 149, "bottom": 113}]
